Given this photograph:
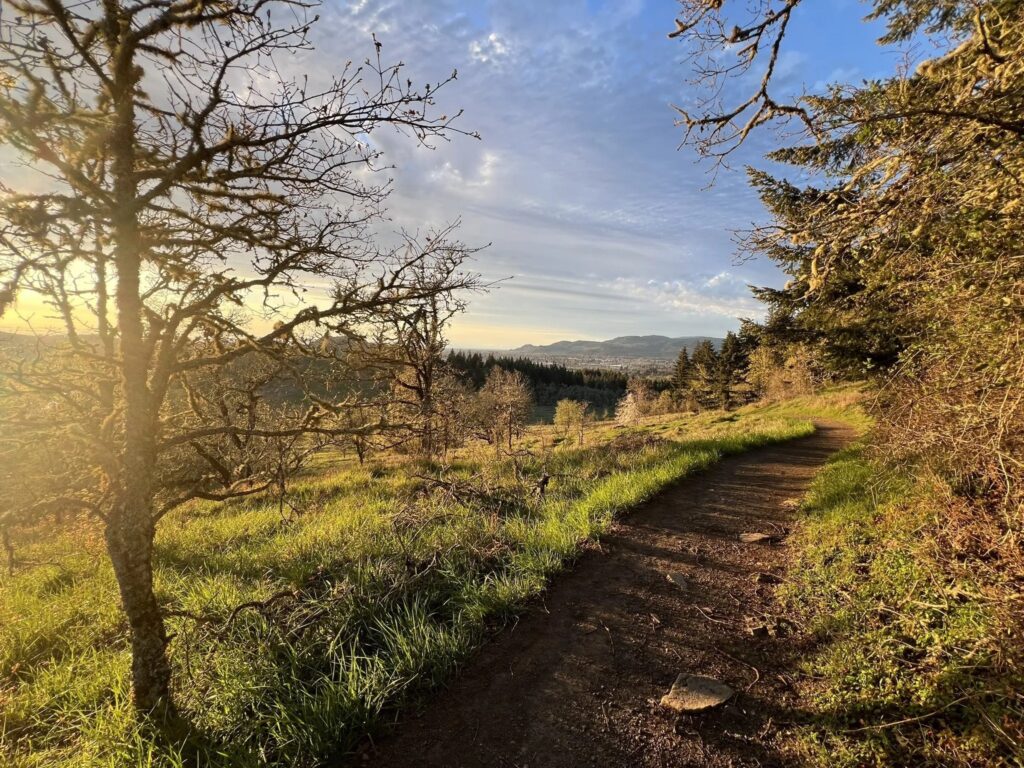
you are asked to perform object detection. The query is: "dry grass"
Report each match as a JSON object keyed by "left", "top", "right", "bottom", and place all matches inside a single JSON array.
[{"left": 1, "top": 405, "right": 815, "bottom": 768}]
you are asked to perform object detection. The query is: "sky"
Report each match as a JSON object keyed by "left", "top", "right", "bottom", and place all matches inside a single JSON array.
[
  {"left": 0, "top": 0, "right": 903, "bottom": 349},
  {"left": 299, "top": 0, "right": 900, "bottom": 349}
]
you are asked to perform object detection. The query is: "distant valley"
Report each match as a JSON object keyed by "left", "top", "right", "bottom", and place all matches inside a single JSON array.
[
  {"left": 488, "top": 334, "right": 723, "bottom": 373},
  {"left": 509, "top": 334, "right": 721, "bottom": 360}
]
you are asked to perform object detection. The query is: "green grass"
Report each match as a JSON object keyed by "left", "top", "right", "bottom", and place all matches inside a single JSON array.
[
  {"left": 783, "top": 443, "right": 1024, "bottom": 767},
  {"left": 739, "top": 382, "right": 873, "bottom": 433},
  {"left": 1, "top": 406, "right": 815, "bottom": 768}
]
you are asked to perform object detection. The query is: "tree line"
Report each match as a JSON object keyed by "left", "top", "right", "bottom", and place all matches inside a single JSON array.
[
  {"left": 446, "top": 350, "right": 629, "bottom": 411},
  {"left": 671, "top": 0, "right": 1023, "bottom": 761}
]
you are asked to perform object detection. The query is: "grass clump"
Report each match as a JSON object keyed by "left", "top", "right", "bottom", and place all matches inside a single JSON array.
[
  {"left": 743, "top": 382, "right": 873, "bottom": 434},
  {"left": 1, "top": 407, "right": 814, "bottom": 768},
  {"left": 784, "top": 444, "right": 1024, "bottom": 767}
]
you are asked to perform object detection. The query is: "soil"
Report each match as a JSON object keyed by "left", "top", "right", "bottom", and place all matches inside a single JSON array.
[{"left": 364, "top": 421, "right": 855, "bottom": 768}]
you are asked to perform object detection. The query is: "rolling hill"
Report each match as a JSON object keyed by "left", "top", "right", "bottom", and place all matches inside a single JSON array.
[{"left": 509, "top": 334, "right": 721, "bottom": 360}]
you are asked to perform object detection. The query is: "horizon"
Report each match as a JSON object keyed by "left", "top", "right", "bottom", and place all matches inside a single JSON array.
[
  {"left": 0, "top": 325, "right": 723, "bottom": 350},
  {"left": 0, "top": 0, "right": 899, "bottom": 350},
  {"left": 455, "top": 331, "right": 724, "bottom": 352}
]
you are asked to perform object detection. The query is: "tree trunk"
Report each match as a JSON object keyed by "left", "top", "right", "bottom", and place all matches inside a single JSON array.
[
  {"left": 106, "top": 514, "right": 172, "bottom": 714},
  {"left": 108, "top": 24, "right": 172, "bottom": 714}
]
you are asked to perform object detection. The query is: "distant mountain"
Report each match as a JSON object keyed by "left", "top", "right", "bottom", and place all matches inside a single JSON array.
[
  {"left": 509, "top": 335, "right": 722, "bottom": 360},
  {"left": 0, "top": 330, "right": 40, "bottom": 350},
  {"left": 0, "top": 330, "right": 95, "bottom": 351}
]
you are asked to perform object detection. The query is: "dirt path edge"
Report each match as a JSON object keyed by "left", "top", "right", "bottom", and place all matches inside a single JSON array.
[{"left": 364, "top": 421, "right": 855, "bottom": 768}]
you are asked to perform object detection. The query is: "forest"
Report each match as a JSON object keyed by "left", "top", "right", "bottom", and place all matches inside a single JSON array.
[
  {"left": 0, "top": 1, "right": 1022, "bottom": 767},
  {"left": 446, "top": 351, "right": 629, "bottom": 412}
]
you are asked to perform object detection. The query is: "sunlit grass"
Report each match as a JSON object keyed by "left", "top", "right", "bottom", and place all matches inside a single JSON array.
[
  {"left": 782, "top": 438, "right": 1022, "bottom": 767},
  {"left": 1, "top": 404, "right": 820, "bottom": 767}
]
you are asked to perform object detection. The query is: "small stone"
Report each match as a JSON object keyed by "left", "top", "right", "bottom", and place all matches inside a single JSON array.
[
  {"left": 666, "top": 572, "right": 689, "bottom": 590},
  {"left": 744, "top": 616, "right": 769, "bottom": 636},
  {"left": 772, "top": 617, "right": 795, "bottom": 637},
  {"left": 660, "top": 674, "right": 734, "bottom": 712},
  {"left": 739, "top": 532, "right": 775, "bottom": 544}
]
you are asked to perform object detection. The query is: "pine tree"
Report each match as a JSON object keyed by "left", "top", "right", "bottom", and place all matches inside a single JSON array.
[
  {"left": 688, "top": 340, "right": 719, "bottom": 409},
  {"left": 673, "top": 348, "right": 693, "bottom": 392},
  {"left": 715, "top": 332, "right": 744, "bottom": 409}
]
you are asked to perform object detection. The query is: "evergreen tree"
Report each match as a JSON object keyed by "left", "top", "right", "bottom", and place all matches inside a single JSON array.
[
  {"left": 688, "top": 340, "right": 719, "bottom": 409},
  {"left": 446, "top": 351, "right": 628, "bottom": 411},
  {"left": 673, "top": 348, "right": 693, "bottom": 392},
  {"left": 715, "top": 332, "right": 745, "bottom": 409}
]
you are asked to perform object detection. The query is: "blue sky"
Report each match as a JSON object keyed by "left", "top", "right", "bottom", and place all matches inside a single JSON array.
[
  {"left": 1, "top": 1, "right": 902, "bottom": 347},
  {"left": 316, "top": 0, "right": 899, "bottom": 349}
]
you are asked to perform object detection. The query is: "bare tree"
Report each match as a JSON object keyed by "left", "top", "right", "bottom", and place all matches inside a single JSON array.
[
  {"left": 669, "top": 0, "right": 1023, "bottom": 160},
  {"left": 553, "top": 398, "right": 590, "bottom": 446},
  {"left": 0, "top": 0, "right": 478, "bottom": 714},
  {"left": 363, "top": 252, "right": 478, "bottom": 458},
  {"left": 626, "top": 376, "right": 655, "bottom": 416},
  {"left": 669, "top": 0, "right": 812, "bottom": 159},
  {"left": 471, "top": 367, "right": 533, "bottom": 452},
  {"left": 614, "top": 392, "right": 642, "bottom": 427},
  {"left": 431, "top": 367, "right": 476, "bottom": 458},
  {"left": 334, "top": 402, "right": 378, "bottom": 465}
]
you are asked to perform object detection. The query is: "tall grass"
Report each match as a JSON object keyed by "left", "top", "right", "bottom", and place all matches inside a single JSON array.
[
  {"left": 740, "top": 382, "right": 873, "bottom": 433},
  {"left": 1, "top": 408, "right": 814, "bottom": 768},
  {"left": 783, "top": 443, "right": 1024, "bottom": 767}
]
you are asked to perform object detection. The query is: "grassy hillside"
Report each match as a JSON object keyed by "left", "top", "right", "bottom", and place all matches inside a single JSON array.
[
  {"left": 782, "top": 418, "right": 1024, "bottom": 766},
  {"left": 1, "top": 404, "right": 816, "bottom": 768}
]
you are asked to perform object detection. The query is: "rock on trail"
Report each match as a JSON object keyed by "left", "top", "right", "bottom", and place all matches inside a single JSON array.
[
  {"left": 659, "top": 674, "right": 734, "bottom": 712},
  {"left": 364, "top": 422, "right": 854, "bottom": 768}
]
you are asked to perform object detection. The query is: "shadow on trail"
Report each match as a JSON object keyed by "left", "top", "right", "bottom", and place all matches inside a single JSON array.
[{"left": 364, "top": 422, "right": 856, "bottom": 768}]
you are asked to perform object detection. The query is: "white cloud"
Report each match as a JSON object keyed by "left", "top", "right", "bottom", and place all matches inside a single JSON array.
[
  {"left": 469, "top": 32, "right": 511, "bottom": 65},
  {"left": 604, "top": 275, "right": 763, "bottom": 319},
  {"left": 429, "top": 151, "right": 500, "bottom": 190}
]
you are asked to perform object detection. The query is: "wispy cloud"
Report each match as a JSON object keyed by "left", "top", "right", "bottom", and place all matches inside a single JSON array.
[
  {"left": 1, "top": 0, "right": 891, "bottom": 347},
  {"left": 604, "top": 273, "right": 763, "bottom": 319}
]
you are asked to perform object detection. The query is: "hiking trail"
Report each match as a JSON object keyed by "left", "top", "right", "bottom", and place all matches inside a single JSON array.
[{"left": 366, "top": 422, "right": 855, "bottom": 768}]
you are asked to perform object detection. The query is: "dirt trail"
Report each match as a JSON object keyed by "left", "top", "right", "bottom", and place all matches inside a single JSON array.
[{"left": 366, "top": 422, "right": 854, "bottom": 768}]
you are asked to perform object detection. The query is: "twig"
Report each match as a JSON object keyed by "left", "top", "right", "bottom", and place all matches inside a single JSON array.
[
  {"left": 601, "top": 622, "right": 615, "bottom": 657},
  {"left": 711, "top": 646, "right": 761, "bottom": 691},
  {"left": 844, "top": 695, "right": 975, "bottom": 733},
  {"left": 692, "top": 604, "right": 737, "bottom": 627}
]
